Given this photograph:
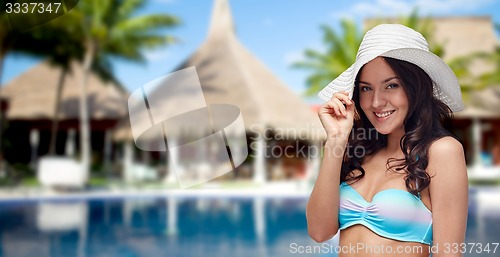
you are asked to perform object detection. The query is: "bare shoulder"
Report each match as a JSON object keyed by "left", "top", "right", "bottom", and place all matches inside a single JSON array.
[
  {"left": 427, "top": 136, "right": 466, "bottom": 177},
  {"left": 429, "top": 136, "right": 464, "bottom": 157}
]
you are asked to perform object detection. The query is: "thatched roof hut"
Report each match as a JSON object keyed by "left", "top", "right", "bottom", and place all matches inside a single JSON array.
[
  {"left": 1, "top": 61, "right": 128, "bottom": 121},
  {"left": 115, "top": 0, "right": 324, "bottom": 142},
  {"left": 1, "top": 60, "right": 128, "bottom": 163}
]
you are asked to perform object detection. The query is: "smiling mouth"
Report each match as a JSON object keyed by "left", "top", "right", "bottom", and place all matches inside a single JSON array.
[{"left": 374, "top": 110, "right": 395, "bottom": 118}]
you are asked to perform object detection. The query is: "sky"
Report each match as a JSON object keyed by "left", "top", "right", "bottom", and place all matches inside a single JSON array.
[{"left": 2, "top": 0, "right": 500, "bottom": 102}]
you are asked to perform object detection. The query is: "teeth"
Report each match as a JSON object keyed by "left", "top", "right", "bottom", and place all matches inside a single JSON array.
[{"left": 375, "top": 110, "right": 394, "bottom": 118}]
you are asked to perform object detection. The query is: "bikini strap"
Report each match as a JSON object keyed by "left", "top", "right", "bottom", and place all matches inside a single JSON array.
[{"left": 416, "top": 180, "right": 421, "bottom": 199}]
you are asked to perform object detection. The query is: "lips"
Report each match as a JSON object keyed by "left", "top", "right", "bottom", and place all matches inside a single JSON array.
[{"left": 374, "top": 110, "right": 395, "bottom": 118}]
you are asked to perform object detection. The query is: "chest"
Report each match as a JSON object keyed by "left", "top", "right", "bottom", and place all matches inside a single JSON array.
[{"left": 349, "top": 156, "right": 432, "bottom": 211}]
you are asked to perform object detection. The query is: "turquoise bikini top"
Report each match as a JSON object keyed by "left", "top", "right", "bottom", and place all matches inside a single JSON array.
[{"left": 338, "top": 182, "right": 433, "bottom": 245}]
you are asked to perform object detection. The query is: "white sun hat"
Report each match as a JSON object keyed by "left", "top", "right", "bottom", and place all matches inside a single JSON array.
[{"left": 318, "top": 24, "right": 464, "bottom": 112}]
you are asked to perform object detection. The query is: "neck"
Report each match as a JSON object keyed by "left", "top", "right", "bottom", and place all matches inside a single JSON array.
[{"left": 385, "top": 129, "right": 405, "bottom": 155}]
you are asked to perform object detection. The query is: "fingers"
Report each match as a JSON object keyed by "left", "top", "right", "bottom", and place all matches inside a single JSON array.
[
  {"left": 323, "top": 92, "right": 353, "bottom": 117},
  {"left": 345, "top": 99, "right": 355, "bottom": 116},
  {"left": 335, "top": 92, "right": 353, "bottom": 106},
  {"left": 332, "top": 98, "right": 346, "bottom": 116}
]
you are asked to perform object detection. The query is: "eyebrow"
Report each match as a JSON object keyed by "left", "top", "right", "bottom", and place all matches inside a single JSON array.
[{"left": 358, "top": 76, "right": 399, "bottom": 85}]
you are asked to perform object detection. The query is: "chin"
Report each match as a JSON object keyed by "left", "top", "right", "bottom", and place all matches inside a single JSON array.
[
  {"left": 372, "top": 125, "right": 405, "bottom": 136},
  {"left": 373, "top": 128, "right": 391, "bottom": 135}
]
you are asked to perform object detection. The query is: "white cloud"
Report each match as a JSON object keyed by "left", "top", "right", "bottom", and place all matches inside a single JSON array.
[
  {"left": 358, "top": 0, "right": 410, "bottom": 15},
  {"left": 284, "top": 51, "right": 305, "bottom": 65},
  {"left": 143, "top": 48, "right": 171, "bottom": 62},
  {"left": 332, "top": 0, "right": 412, "bottom": 19},
  {"left": 332, "top": 0, "right": 494, "bottom": 19}
]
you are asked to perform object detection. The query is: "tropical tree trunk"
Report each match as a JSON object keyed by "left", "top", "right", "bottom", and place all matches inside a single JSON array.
[
  {"left": 49, "top": 68, "right": 67, "bottom": 155},
  {"left": 79, "top": 40, "right": 94, "bottom": 173}
]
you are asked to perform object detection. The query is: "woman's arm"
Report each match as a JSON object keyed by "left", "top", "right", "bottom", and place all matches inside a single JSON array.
[
  {"left": 306, "top": 138, "right": 347, "bottom": 242},
  {"left": 428, "top": 136, "right": 468, "bottom": 257},
  {"left": 306, "top": 92, "right": 354, "bottom": 243}
]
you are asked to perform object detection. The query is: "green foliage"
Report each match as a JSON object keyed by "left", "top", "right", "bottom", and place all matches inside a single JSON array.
[
  {"left": 64, "top": 0, "right": 180, "bottom": 63},
  {"left": 88, "top": 176, "right": 108, "bottom": 187},
  {"left": 0, "top": 163, "right": 34, "bottom": 186},
  {"left": 1, "top": 0, "right": 180, "bottom": 82},
  {"left": 21, "top": 176, "right": 39, "bottom": 187},
  {"left": 293, "top": 19, "right": 363, "bottom": 96},
  {"left": 34, "top": 0, "right": 181, "bottom": 92}
]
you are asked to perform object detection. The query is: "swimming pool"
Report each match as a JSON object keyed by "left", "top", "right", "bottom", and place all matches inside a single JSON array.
[{"left": 0, "top": 188, "right": 499, "bottom": 257}]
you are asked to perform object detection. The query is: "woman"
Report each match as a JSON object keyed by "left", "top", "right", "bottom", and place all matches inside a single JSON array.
[{"left": 306, "top": 24, "right": 468, "bottom": 257}]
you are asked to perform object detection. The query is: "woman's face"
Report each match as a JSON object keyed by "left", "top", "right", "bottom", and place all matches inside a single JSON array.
[{"left": 358, "top": 57, "right": 409, "bottom": 135}]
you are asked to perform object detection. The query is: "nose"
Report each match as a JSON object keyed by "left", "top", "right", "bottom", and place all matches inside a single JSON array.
[{"left": 372, "top": 90, "right": 387, "bottom": 109}]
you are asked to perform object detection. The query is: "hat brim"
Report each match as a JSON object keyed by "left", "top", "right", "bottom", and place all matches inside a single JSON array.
[
  {"left": 318, "top": 48, "right": 464, "bottom": 112},
  {"left": 318, "top": 64, "right": 356, "bottom": 101}
]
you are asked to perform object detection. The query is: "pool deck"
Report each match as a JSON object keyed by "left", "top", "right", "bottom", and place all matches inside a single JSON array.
[
  {"left": 2, "top": 173, "right": 500, "bottom": 202},
  {"left": 0, "top": 181, "right": 312, "bottom": 201}
]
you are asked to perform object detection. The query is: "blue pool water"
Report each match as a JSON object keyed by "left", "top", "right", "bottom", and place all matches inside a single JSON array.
[{"left": 0, "top": 188, "right": 499, "bottom": 257}]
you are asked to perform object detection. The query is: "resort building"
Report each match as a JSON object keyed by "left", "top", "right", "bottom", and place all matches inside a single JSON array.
[{"left": 1, "top": 61, "right": 128, "bottom": 171}]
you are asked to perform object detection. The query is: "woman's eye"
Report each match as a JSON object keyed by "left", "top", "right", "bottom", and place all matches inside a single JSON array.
[
  {"left": 360, "top": 86, "right": 372, "bottom": 92},
  {"left": 387, "top": 83, "right": 399, "bottom": 89}
]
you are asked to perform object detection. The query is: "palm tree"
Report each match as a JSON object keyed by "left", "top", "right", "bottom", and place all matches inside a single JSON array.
[
  {"left": 0, "top": 9, "right": 67, "bottom": 171},
  {"left": 293, "top": 19, "right": 363, "bottom": 96},
  {"left": 56, "top": 0, "right": 179, "bottom": 172},
  {"left": 0, "top": 0, "right": 70, "bottom": 83},
  {"left": 22, "top": 21, "right": 121, "bottom": 155}
]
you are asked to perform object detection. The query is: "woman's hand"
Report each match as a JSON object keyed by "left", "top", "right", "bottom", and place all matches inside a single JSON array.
[{"left": 318, "top": 91, "right": 355, "bottom": 140}]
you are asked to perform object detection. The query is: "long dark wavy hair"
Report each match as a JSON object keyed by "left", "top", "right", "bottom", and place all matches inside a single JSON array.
[{"left": 340, "top": 56, "right": 456, "bottom": 195}]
